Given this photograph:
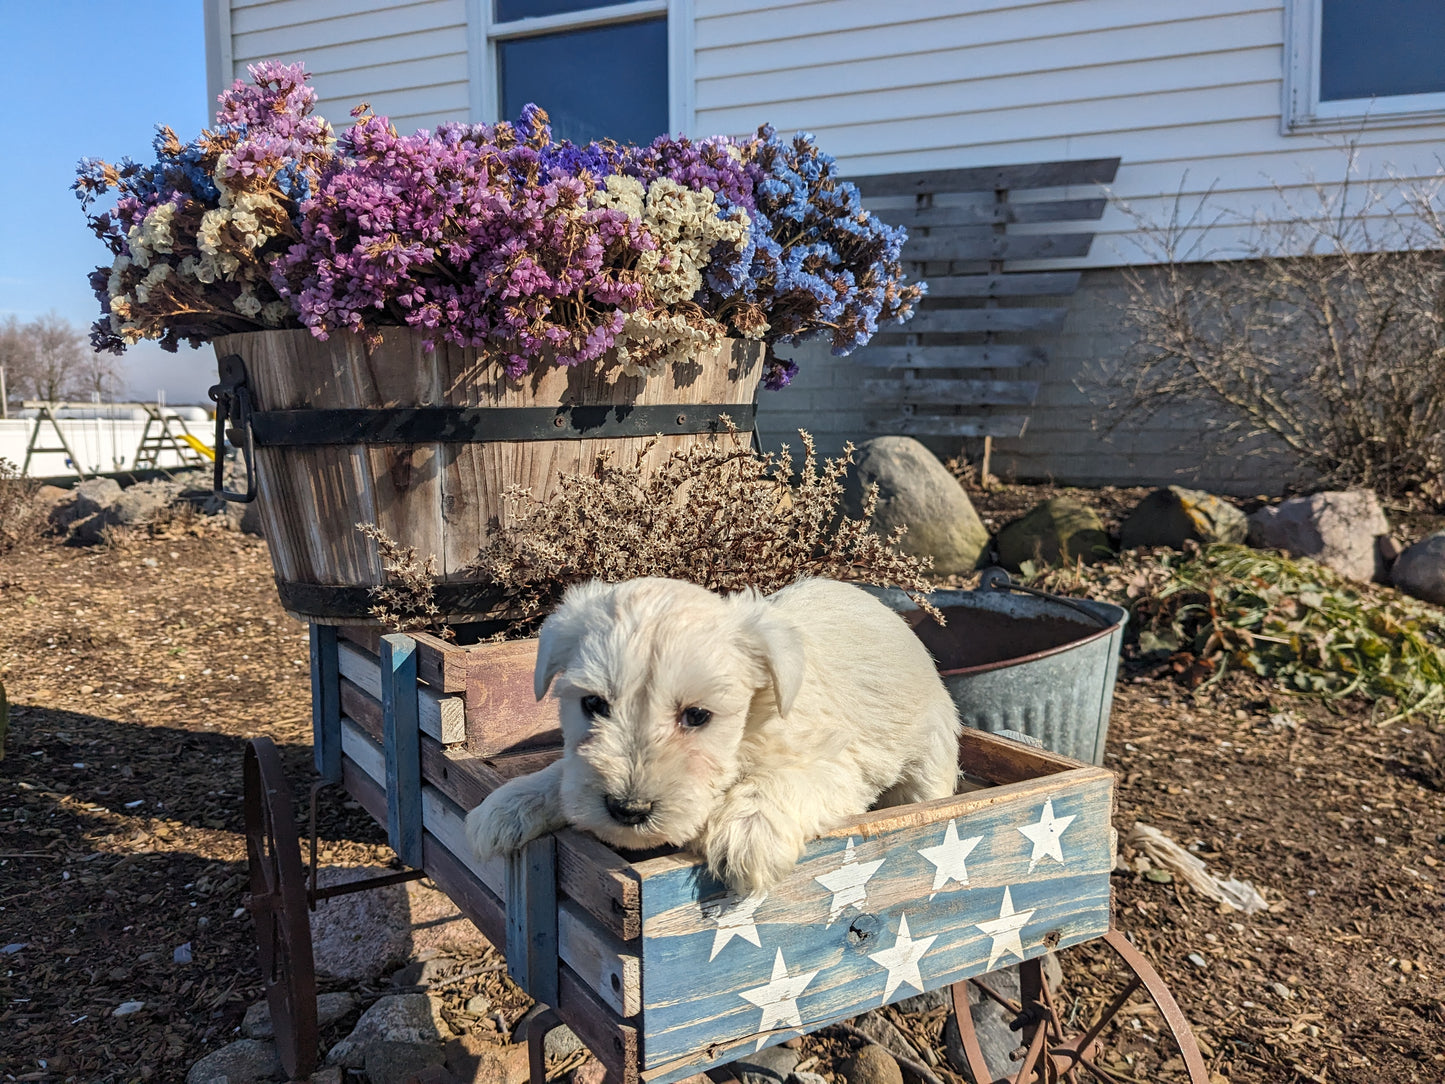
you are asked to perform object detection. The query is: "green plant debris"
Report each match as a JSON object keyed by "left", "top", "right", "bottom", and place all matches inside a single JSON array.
[{"left": 1024, "top": 543, "right": 1445, "bottom": 719}]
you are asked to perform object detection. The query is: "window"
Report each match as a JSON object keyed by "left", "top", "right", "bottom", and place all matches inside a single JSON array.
[
  {"left": 1285, "top": 0, "right": 1445, "bottom": 131},
  {"left": 470, "top": 0, "right": 691, "bottom": 144}
]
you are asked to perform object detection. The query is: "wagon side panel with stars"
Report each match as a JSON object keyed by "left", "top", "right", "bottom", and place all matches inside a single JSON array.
[{"left": 631, "top": 766, "right": 1115, "bottom": 1082}]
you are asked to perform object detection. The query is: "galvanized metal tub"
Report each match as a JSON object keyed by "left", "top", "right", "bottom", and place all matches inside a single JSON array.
[{"left": 872, "top": 573, "right": 1127, "bottom": 765}]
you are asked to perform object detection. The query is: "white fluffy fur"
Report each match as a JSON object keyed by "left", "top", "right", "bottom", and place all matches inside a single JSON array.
[{"left": 463, "top": 577, "right": 961, "bottom": 894}]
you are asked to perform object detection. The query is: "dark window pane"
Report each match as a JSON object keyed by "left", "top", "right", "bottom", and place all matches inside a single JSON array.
[
  {"left": 495, "top": 0, "right": 633, "bottom": 24},
  {"left": 1320, "top": 0, "right": 1445, "bottom": 101},
  {"left": 499, "top": 18, "right": 669, "bottom": 145}
]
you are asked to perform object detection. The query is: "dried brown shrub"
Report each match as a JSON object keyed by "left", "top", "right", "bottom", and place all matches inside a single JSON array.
[
  {"left": 362, "top": 429, "right": 940, "bottom": 639},
  {"left": 0, "top": 458, "right": 42, "bottom": 553},
  {"left": 467, "top": 428, "right": 940, "bottom": 636},
  {"left": 355, "top": 522, "right": 456, "bottom": 640},
  {"left": 1111, "top": 160, "right": 1445, "bottom": 504}
]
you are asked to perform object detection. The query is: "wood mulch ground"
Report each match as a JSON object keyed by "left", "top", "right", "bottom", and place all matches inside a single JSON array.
[{"left": 1, "top": 501, "right": 1442, "bottom": 1083}]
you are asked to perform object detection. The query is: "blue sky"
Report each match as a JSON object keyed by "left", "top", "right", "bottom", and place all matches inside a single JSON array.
[{"left": 0, "top": 2, "right": 215, "bottom": 402}]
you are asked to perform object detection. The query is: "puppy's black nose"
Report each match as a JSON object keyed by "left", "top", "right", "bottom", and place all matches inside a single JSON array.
[{"left": 605, "top": 795, "right": 653, "bottom": 826}]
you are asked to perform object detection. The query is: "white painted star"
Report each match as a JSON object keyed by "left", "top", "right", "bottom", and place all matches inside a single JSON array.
[
  {"left": 975, "top": 886, "right": 1037, "bottom": 971},
  {"left": 739, "top": 948, "right": 820, "bottom": 1046},
  {"left": 918, "top": 818, "right": 984, "bottom": 898},
  {"left": 867, "top": 913, "right": 938, "bottom": 1004},
  {"left": 1017, "top": 799, "right": 1077, "bottom": 872},
  {"left": 813, "top": 838, "right": 885, "bottom": 924},
  {"left": 707, "top": 891, "right": 766, "bottom": 961}
]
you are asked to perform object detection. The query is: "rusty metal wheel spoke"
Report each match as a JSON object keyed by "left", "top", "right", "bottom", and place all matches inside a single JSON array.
[
  {"left": 950, "top": 933, "right": 1210, "bottom": 1084},
  {"left": 244, "top": 737, "right": 318, "bottom": 1079}
]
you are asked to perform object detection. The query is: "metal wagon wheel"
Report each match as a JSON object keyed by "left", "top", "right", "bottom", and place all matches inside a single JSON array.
[
  {"left": 951, "top": 929, "right": 1210, "bottom": 1084},
  {"left": 243, "top": 737, "right": 319, "bottom": 1079}
]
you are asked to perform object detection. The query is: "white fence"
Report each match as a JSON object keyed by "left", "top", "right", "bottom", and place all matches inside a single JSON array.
[{"left": 0, "top": 407, "right": 214, "bottom": 478}]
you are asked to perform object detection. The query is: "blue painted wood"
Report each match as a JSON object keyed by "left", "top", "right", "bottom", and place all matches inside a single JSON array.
[
  {"left": 634, "top": 771, "right": 1114, "bottom": 1075},
  {"left": 380, "top": 633, "right": 423, "bottom": 868},
  {"left": 507, "top": 834, "right": 560, "bottom": 1006},
  {"left": 308, "top": 624, "right": 342, "bottom": 783}
]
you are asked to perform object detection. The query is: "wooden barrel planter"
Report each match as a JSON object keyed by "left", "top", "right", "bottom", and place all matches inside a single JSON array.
[{"left": 209, "top": 328, "right": 764, "bottom": 623}]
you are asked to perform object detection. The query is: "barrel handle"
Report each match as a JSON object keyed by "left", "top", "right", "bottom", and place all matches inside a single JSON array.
[
  {"left": 977, "top": 567, "right": 1113, "bottom": 627},
  {"left": 208, "top": 354, "right": 258, "bottom": 504}
]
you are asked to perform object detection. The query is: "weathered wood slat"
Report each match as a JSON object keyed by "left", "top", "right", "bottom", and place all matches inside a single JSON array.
[
  {"left": 862, "top": 379, "right": 1040, "bottom": 407},
  {"left": 854, "top": 345, "right": 1048, "bottom": 369},
  {"left": 340, "top": 682, "right": 641, "bottom": 943},
  {"left": 380, "top": 635, "right": 424, "bottom": 869},
  {"left": 867, "top": 415, "right": 1031, "bottom": 439},
  {"left": 632, "top": 765, "right": 1114, "bottom": 1069},
  {"left": 560, "top": 963, "right": 640, "bottom": 1084},
  {"left": 342, "top": 625, "right": 470, "bottom": 693},
  {"left": 338, "top": 640, "right": 466, "bottom": 744},
  {"left": 556, "top": 828, "right": 645, "bottom": 943},
  {"left": 854, "top": 157, "right": 1121, "bottom": 197},
  {"left": 508, "top": 835, "right": 559, "bottom": 1005},
  {"left": 559, "top": 900, "right": 643, "bottom": 1018},
  {"left": 914, "top": 272, "right": 1081, "bottom": 299},
  {"left": 309, "top": 624, "right": 342, "bottom": 783},
  {"left": 874, "top": 197, "right": 1107, "bottom": 229},
  {"left": 462, "top": 639, "right": 560, "bottom": 756},
  {"left": 900, "top": 308, "right": 1069, "bottom": 335},
  {"left": 903, "top": 232, "right": 1094, "bottom": 263}
]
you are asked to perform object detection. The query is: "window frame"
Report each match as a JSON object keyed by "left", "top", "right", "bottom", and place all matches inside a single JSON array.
[
  {"left": 467, "top": 0, "right": 693, "bottom": 137},
  {"left": 1284, "top": 0, "right": 1445, "bottom": 133}
]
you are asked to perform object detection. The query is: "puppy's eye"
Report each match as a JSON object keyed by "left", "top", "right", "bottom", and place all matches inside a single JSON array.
[
  {"left": 680, "top": 706, "right": 712, "bottom": 729},
  {"left": 580, "top": 694, "right": 610, "bottom": 719}
]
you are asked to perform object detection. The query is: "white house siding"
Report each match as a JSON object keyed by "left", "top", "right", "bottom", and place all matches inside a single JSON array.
[
  {"left": 701, "top": 0, "right": 1445, "bottom": 492},
  {"left": 206, "top": 1, "right": 1445, "bottom": 491},
  {"left": 692, "top": 0, "right": 1445, "bottom": 265},
  {"left": 214, "top": 0, "right": 471, "bottom": 135}
]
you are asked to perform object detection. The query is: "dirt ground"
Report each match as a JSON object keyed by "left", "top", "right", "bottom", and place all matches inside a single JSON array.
[{"left": 1, "top": 504, "right": 1443, "bottom": 1083}]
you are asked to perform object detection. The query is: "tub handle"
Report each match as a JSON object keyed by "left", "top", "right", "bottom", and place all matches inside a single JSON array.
[{"left": 977, "top": 567, "right": 1113, "bottom": 628}]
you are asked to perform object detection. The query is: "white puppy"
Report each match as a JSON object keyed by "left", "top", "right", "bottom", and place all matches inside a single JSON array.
[{"left": 464, "top": 577, "right": 961, "bottom": 894}]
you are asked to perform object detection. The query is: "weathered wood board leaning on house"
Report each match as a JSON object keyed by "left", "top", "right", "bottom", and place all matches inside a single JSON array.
[
  {"left": 311, "top": 626, "right": 1115, "bottom": 1084},
  {"left": 854, "top": 158, "right": 1120, "bottom": 446}
]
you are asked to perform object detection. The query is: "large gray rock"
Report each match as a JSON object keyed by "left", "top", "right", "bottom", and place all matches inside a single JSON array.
[
  {"left": 185, "top": 1038, "right": 284, "bottom": 1084},
  {"left": 71, "top": 477, "right": 123, "bottom": 519},
  {"left": 842, "top": 437, "right": 989, "bottom": 575},
  {"left": 1391, "top": 531, "right": 1445, "bottom": 604},
  {"left": 839, "top": 1044, "right": 903, "bottom": 1084},
  {"left": 942, "top": 971, "right": 1020, "bottom": 1084},
  {"left": 1119, "top": 486, "right": 1248, "bottom": 550},
  {"left": 310, "top": 866, "right": 488, "bottom": 981},
  {"left": 853, "top": 1010, "right": 921, "bottom": 1061},
  {"left": 995, "top": 497, "right": 1112, "bottom": 571},
  {"left": 112, "top": 478, "right": 182, "bottom": 524},
  {"left": 1246, "top": 489, "right": 1390, "bottom": 582},
  {"left": 242, "top": 992, "right": 357, "bottom": 1040},
  {"left": 729, "top": 1044, "right": 801, "bottom": 1084},
  {"left": 324, "top": 993, "right": 450, "bottom": 1068}
]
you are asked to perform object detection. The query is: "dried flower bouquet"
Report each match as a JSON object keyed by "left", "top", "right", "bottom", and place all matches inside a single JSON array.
[{"left": 76, "top": 62, "right": 924, "bottom": 388}]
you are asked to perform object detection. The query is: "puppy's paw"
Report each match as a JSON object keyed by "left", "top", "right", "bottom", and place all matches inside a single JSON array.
[
  {"left": 464, "top": 774, "right": 562, "bottom": 858},
  {"left": 701, "top": 800, "right": 806, "bottom": 896}
]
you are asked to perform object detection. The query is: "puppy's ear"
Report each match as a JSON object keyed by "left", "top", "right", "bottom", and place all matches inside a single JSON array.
[
  {"left": 533, "top": 580, "right": 608, "bottom": 700},
  {"left": 739, "top": 601, "right": 805, "bottom": 717}
]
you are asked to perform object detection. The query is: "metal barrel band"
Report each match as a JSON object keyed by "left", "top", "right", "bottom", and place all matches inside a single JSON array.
[
  {"left": 278, "top": 579, "right": 505, "bottom": 621},
  {"left": 246, "top": 402, "right": 758, "bottom": 446}
]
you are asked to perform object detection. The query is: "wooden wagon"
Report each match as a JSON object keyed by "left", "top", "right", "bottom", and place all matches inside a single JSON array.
[{"left": 242, "top": 625, "right": 1210, "bottom": 1084}]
